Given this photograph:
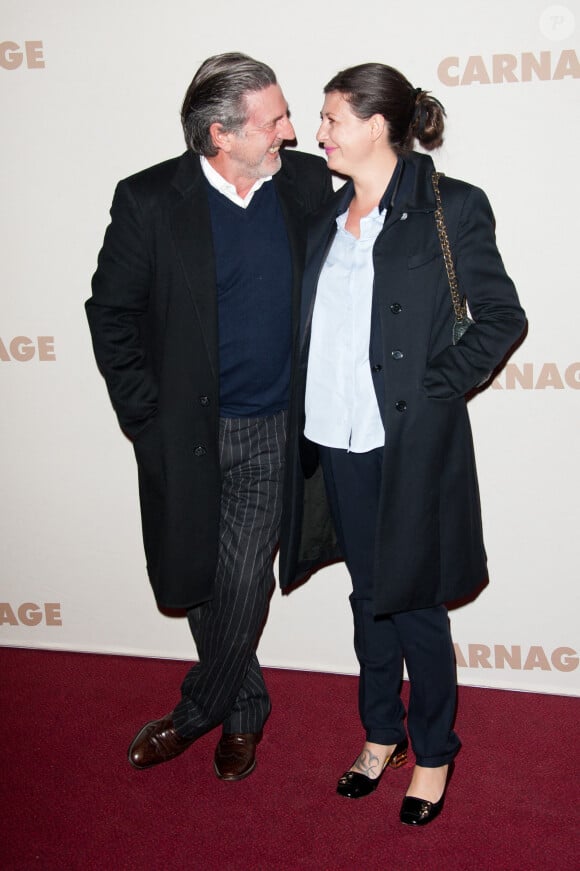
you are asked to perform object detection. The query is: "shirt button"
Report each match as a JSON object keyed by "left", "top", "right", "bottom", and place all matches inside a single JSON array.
[
  {"left": 193, "top": 444, "right": 207, "bottom": 457},
  {"left": 395, "top": 400, "right": 407, "bottom": 412},
  {"left": 390, "top": 303, "right": 402, "bottom": 314},
  {"left": 199, "top": 395, "right": 210, "bottom": 407},
  {"left": 400, "top": 212, "right": 408, "bottom": 221},
  {"left": 371, "top": 364, "right": 383, "bottom": 373},
  {"left": 391, "top": 350, "right": 404, "bottom": 360}
]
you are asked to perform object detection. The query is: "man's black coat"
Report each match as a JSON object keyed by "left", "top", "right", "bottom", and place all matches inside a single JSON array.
[{"left": 86, "top": 149, "right": 331, "bottom": 608}]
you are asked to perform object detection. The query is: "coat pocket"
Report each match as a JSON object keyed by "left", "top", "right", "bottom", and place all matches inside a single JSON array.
[
  {"left": 133, "top": 417, "right": 166, "bottom": 492},
  {"left": 407, "top": 244, "right": 441, "bottom": 270}
]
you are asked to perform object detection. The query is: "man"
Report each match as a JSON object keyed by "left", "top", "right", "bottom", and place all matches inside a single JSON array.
[{"left": 86, "top": 53, "right": 331, "bottom": 780}]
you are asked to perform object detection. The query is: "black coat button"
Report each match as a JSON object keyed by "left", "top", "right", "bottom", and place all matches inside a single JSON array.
[
  {"left": 390, "top": 303, "right": 402, "bottom": 314},
  {"left": 395, "top": 400, "right": 407, "bottom": 412},
  {"left": 199, "top": 395, "right": 210, "bottom": 407},
  {"left": 193, "top": 444, "right": 207, "bottom": 457},
  {"left": 391, "top": 350, "right": 404, "bottom": 360},
  {"left": 371, "top": 364, "right": 383, "bottom": 373}
]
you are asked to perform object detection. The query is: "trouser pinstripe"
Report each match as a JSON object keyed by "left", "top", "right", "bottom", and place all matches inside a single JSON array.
[{"left": 172, "top": 410, "right": 287, "bottom": 739}]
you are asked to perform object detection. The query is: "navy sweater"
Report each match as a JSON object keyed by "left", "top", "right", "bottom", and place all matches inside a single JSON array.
[{"left": 206, "top": 180, "right": 293, "bottom": 417}]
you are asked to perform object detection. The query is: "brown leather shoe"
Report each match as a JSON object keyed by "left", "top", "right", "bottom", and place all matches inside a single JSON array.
[
  {"left": 128, "top": 714, "right": 197, "bottom": 770},
  {"left": 214, "top": 731, "right": 263, "bottom": 781}
]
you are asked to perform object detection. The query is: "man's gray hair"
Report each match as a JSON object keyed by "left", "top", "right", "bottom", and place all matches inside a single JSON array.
[{"left": 181, "top": 52, "right": 278, "bottom": 156}]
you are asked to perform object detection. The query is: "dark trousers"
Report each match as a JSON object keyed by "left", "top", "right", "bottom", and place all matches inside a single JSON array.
[
  {"left": 319, "top": 445, "right": 460, "bottom": 767},
  {"left": 172, "top": 411, "right": 287, "bottom": 738}
]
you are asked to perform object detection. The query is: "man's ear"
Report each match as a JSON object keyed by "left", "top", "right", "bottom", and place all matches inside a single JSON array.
[{"left": 209, "top": 122, "right": 232, "bottom": 153}]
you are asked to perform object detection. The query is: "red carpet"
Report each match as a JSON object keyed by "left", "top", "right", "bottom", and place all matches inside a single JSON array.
[{"left": 1, "top": 648, "right": 578, "bottom": 870}]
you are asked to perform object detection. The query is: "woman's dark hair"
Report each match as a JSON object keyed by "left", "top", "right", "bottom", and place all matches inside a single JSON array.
[
  {"left": 324, "top": 63, "right": 445, "bottom": 153},
  {"left": 181, "top": 52, "right": 277, "bottom": 156}
]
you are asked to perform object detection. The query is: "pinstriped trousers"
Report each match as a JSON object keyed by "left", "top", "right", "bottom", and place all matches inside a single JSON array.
[{"left": 172, "top": 410, "right": 287, "bottom": 738}]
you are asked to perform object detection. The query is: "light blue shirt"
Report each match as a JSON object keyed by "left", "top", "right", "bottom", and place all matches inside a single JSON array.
[{"left": 304, "top": 206, "right": 386, "bottom": 453}]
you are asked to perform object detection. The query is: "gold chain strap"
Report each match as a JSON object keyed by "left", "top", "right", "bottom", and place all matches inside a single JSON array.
[{"left": 431, "top": 171, "right": 467, "bottom": 321}]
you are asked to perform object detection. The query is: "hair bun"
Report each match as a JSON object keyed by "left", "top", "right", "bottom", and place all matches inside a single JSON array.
[{"left": 410, "top": 91, "right": 446, "bottom": 151}]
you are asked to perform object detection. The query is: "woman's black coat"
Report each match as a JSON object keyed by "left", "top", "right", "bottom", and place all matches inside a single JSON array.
[{"left": 279, "top": 151, "right": 526, "bottom": 615}]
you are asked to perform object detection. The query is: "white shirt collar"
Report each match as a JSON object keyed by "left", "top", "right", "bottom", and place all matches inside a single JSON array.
[
  {"left": 200, "top": 156, "right": 272, "bottom": 209},
  {"left": 336, "top": 206, "right": 384, "bottom": 238}
]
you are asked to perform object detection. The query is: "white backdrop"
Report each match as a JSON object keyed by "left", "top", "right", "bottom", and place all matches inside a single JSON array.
[{"left": 1, "top": 0, "right": 578, "bottom": 696}]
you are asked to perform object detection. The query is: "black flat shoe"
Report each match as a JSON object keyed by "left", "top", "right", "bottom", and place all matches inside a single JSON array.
[
  {"left": 336, "top": 738, "right": 408, "bottom": 799},
  {"left": 399, "top": 794, "right": 444, "bottom": 826},
  {"left": 399, "top": 762, "right": 454, "bottom": 826}
]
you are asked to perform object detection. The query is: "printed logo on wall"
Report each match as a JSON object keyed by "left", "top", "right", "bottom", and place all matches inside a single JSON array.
[
  {"left": 0, "top": 337, "right": 55, "bottom": 362},
  {"left": 437, "top": 4, "right": 578, "bottom": 85},
  {"left": 0, "top": 602, "right": 62, "bottom": 627},
  {"left": 492, "top": 361, "right": 580, "bottom": 389},
  {"left": 0, "top": 41, "right": 45, "bottom": 70},
  {"left": 454, "top": 643, "right": 578, "bottom": 672}
]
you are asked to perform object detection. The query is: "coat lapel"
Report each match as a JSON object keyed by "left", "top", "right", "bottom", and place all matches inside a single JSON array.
[
  {"left": 273, "top": 157, "right": 312, "bottom": 341},
  {"left": 298, "top": 182, "right": 353, "bottom": 357},
  {"left": 169, "top": 152, "right": 218, "bottom": 380}
]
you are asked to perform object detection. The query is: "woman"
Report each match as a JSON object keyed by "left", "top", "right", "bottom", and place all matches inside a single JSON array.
[{"left": 279, "top": 63, "right": 525, "bottom": 826}]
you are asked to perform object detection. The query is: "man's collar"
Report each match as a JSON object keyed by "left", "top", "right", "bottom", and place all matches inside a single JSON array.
[{"left": 200, "top": 156, "right": 272, "bottom": 208}]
